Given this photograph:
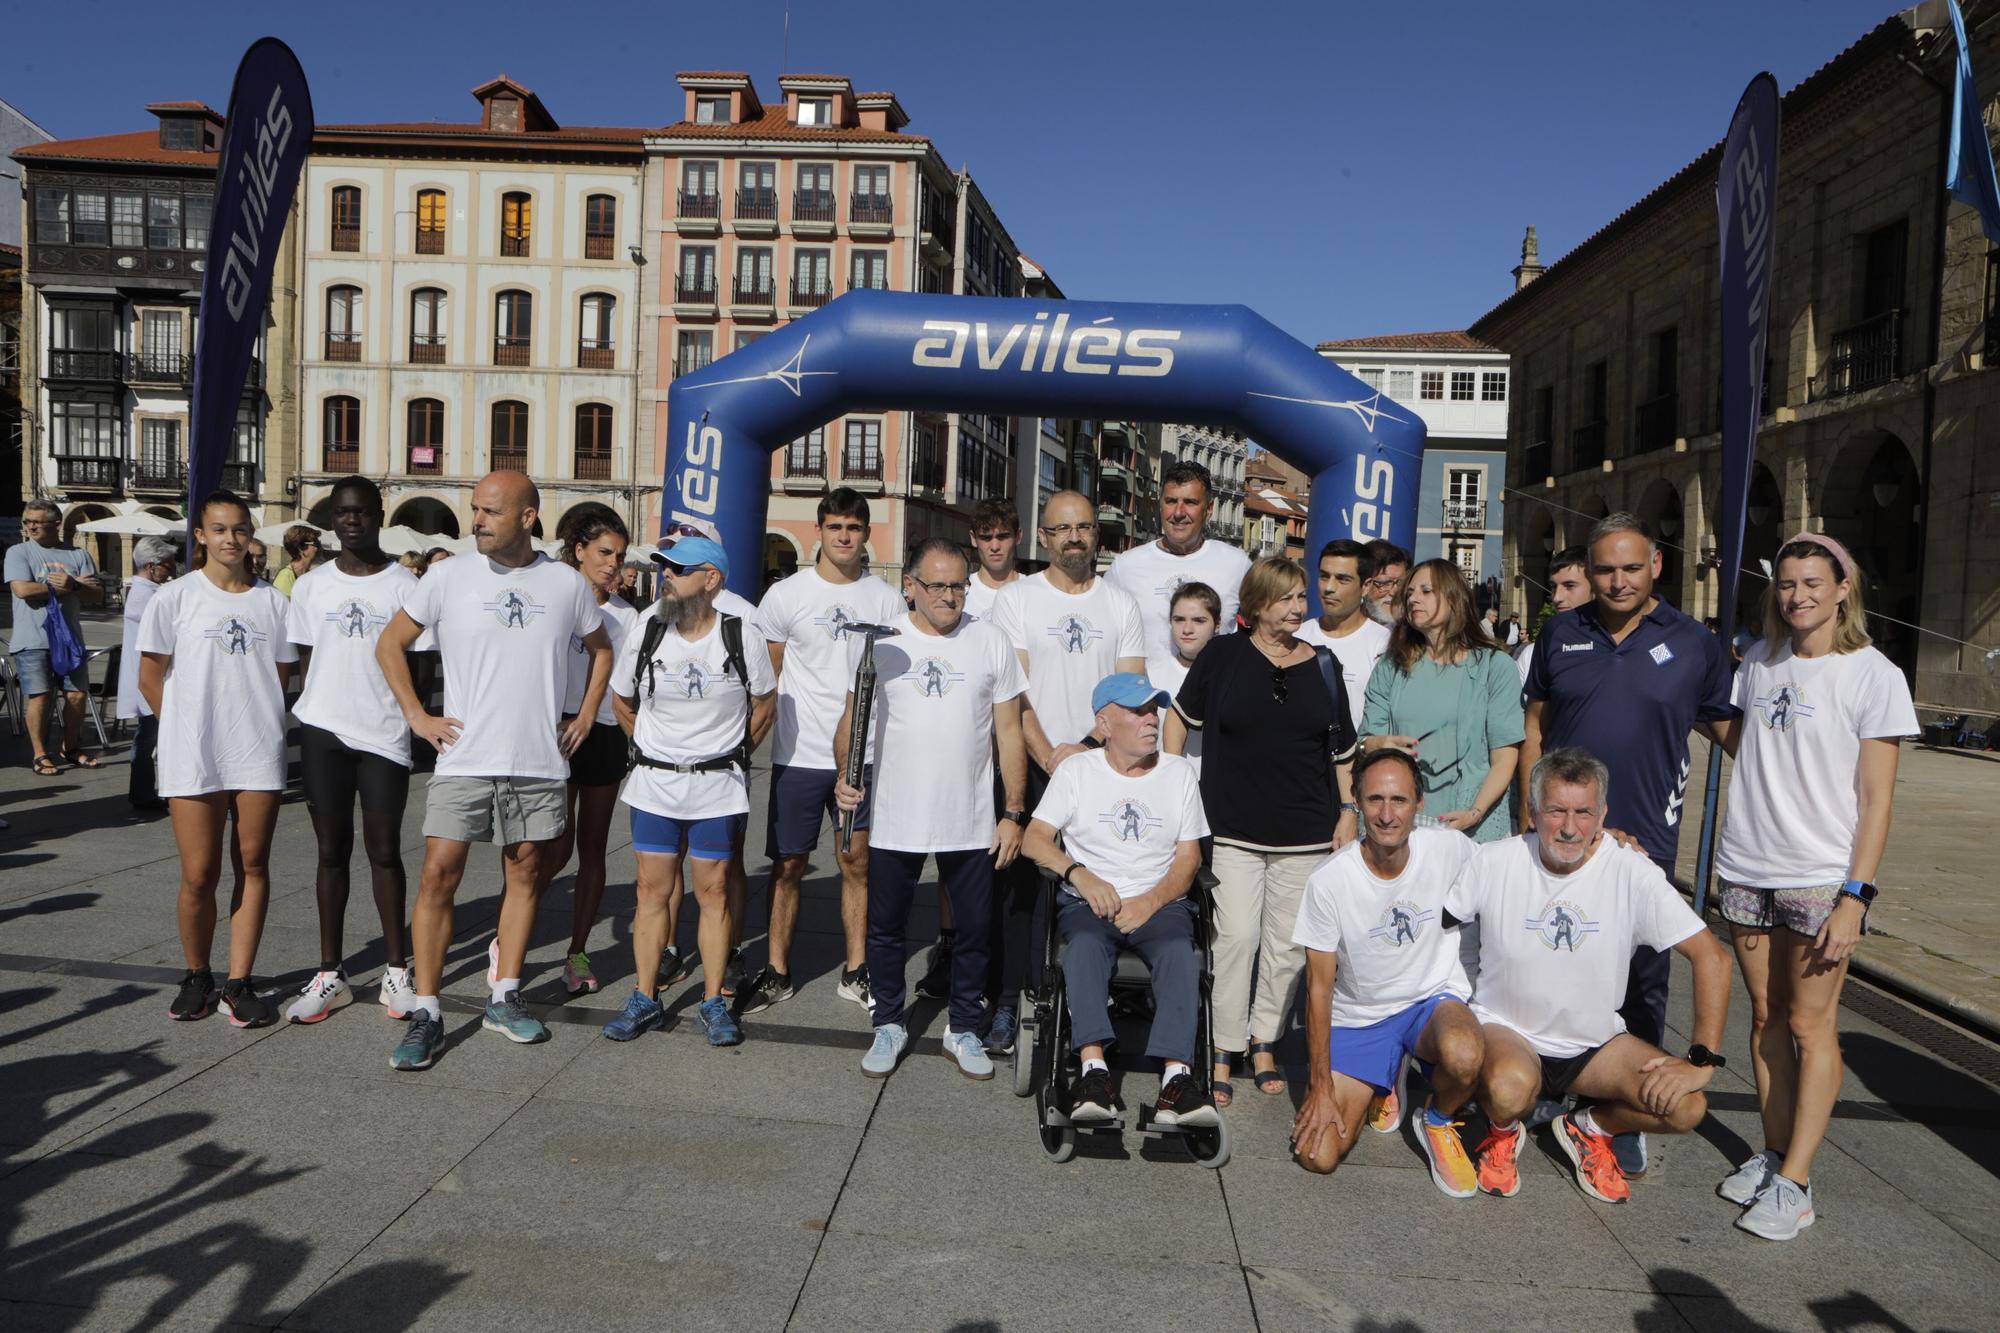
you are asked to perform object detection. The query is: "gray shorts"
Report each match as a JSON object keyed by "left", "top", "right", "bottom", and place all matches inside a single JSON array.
[
  {"left": 1718, "top": 880, "right": 1844, "bottom": 937},
  {"left": 423, "top": 775, "right": 569, "bottom": 845}
]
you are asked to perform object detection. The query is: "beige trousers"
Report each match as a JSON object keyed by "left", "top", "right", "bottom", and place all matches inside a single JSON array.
[{"left": 1209, "top": 843, "right": 1321, "bottom": 1054}]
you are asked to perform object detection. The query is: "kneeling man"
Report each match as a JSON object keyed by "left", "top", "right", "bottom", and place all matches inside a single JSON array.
[
  {"left": 1023, "top": 673, "right": 1214, "bottom": 1127},
  {"left": 1291, "top": 747, "right": 1485, "bottom": 1195},
  {"left": 1449, "top": 746, "right": 1733, "bottom": 1203}
]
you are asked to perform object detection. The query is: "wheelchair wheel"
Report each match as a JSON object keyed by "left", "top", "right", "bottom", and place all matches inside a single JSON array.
[
  {"left": 1183, "top": 1114, "right": 1230, "bottom": 1170},
  {"left": 1039, "top": 1119, "right": 1077, "bottom": 1164},
  {"left": 1012, "top": 1008, "right": 1037, "bottom": 1098}
]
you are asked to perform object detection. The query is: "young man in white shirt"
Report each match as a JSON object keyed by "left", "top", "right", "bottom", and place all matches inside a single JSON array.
[
  {"left": 1514, "top": 546, "right": 1590, "bottom": 688},
  {"left": 1449, "top": 746, "right": 1734, "bottom": 1205},
  {"left": 744, "top": 489, "right": 905, "bottom": 1017},
  {"left": 963, "top": 496, "right": 1024, "bottom": 622},
  {"left": 1290, "top": 748, "right": 1485, "bottom": 1196},
  {"left": 984, "top": 490, "right": 1147, "bottom": 1055},
  {"left": 283, "top": 476, "right": 423, "bottom": 1025},
  {"left": 375, "top": 471, "right": 614, "bottom": 1071},
  {"left": 1107, "top": 460, "right": 1251, "bottom": 663},
  {"left": 833, "top": 539, "right": 1028, "bottom": 1080},
  {"left": 1361, "top": 540, "right": 1410, "bottom": 628},
  {"left": 1296, "top": 539, "right": 1392, "bottom": 728},
  {"left": 1023, "top": 671, "right": 1216, "bottom": 1126},
  {"left": 120, "top": 536, "right": 178, "bottom": 810}
]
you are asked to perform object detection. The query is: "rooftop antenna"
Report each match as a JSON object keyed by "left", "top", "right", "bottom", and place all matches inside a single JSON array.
[{"left": 782, "top": 7, "right": 790, "bottom": 74}]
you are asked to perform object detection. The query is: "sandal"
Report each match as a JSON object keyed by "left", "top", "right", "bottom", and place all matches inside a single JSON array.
[
  {"left": 1211, "top": 1049, "right": 1236, "bottom": 1108},
  {"left": 61, "top": 751, "right": 103, "bottom": 770},
  {"left": 1250, "top": 1041, "right": 1287, "bottom": 1095},
  {"left": 32, "top": 755, "right": 63, "bottom": 777}
]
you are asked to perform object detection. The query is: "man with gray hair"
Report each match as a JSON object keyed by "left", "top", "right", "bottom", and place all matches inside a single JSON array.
[
  {"left": 119, "top": 536, "right": 180, "bottom": 809},
  {"left": 1443, "top": 746, "right": 1733, "bottom": 1206},
  {"left": 7, "top": 499, "right": 104, "bottom": 775}
]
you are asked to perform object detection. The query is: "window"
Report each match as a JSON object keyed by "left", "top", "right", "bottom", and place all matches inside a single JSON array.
[
  {"left": 331, "top": 185, "right": 361, "bottom": 251},
  {"left": 494, "top": 290, "right": 532, "bottom": 365},
  {"left": 184, "top": 195, "right": 211, "bottom": 250},
  {"left": 797, "top": 96, "right": 832, "bottom": 126},
  {"left": 324, "top": 395, "right": 360, "bottom": 470},
  {"left": 737, "top": 162, "right": 776, "bottom": 219},
  {"left": 849, "top": 249, "right": 888, "bottom": 291},
  {"left": 34, "top": 189, "right": 70, "bottom": 244},
  {"left": 795, "top": 163, "right": 834, "bottom": 222},
  {"left": 676, "top": 245, "right": 717, "bottom": 301},
  {"left": 578, "top": 294, "right": 616, "bottom": 368},
  {"left": 1452, "top": 544, "right": 1480, "bottom": 579},
  {"left": 584, "top": 194, "right": 616, "bottom": 259},
  {"left": 1388, "top": 369, "right": 1414, "bottom": 401},
  {"left": 575, "top": 404, "right": 613, "bottom": 479},
  {"left": 410, "top": 288, "right": 447, "bottom": 362},
  {"left": 679, "top": 161, "right": 719, "bottom": 218},
  {"left": 735, "top": 330, "right": 766, "bottom": 352},
  {"left": 1419, "top": 370, "right": 1444, "bottom": 400},
  {"left": 735, "top": 246, "right": 774, "bottom": 302},
  {"left": 407, "top": 398, "right": 444, "bottom": 472},
  {"left": 843, "top": 419, "right": 882, "bottom": 480},
  {"left": 161, "top": 118, "right": 201, "bottom": 151},
  {"left": 491, "top": 400, "right": 529, "bottom": 468},
  {"left": 139, "top": 311, "right": 184, "bottom": 377},
  {"left": 1357, "top": 367, "right": 1384, "bottom": 391},
  {"left": 71, "top": 191, "right": 108, "bottom": 246},
  {"left": 793, "top": 247, "right": 831, "bottom": 305},
  {"left": 675, "top": 329, "right": 713, "bottom": 378},
  {"left": 137, "top": 419, "right": 182, "bottom": 487},
  {"left": 111, "top": 193, "right": 145, "bottom": 248},
  {"left": 1445, "top": 468, "right": 1483, "bottom": 528},
  {"left": 51, "top": 400, "right": 120, "bottom": 456},
  {"left": 326, "top": 285, "right": 362, "bottom": 360},
  {"left": 1481, "top": 370, "right": 1508, "bottom": 402},
  {"left": 415, "top": 189, "right": 446, "bottom": 254},
  {"left": 48, "top": 305, "right": 117, "bottom": 377},
  {"left": 852, "top": 164, "right": 891, "bottom": 224},
  {"left": 1450, "top": 370, "right": 1476, "bottom": 401},
  {"left": 147, "top": 194, "right": 183, "bottom": 249},
  {"left": 500, "top": 191, "right": 532, "bottom": 257},
  {"left": 695, "top": 94, "right": 731, "bottom": 124},
  {"left": 786, "top": 426, "right": 825, "bottom": 478}
]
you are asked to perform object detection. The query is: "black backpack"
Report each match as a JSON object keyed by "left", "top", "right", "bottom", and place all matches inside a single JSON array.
[{"left": 628, "top": 611, "right": 754, "bottom": 773}]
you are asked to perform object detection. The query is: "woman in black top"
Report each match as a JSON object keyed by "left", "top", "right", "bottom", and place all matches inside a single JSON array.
[{"left": 1165, "top": 557, "right": 1357, "bottom": 1103}]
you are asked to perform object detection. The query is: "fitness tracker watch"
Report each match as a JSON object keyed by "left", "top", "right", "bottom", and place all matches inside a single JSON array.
[
  {"left": 1685, "top": 1045, "right": 1727, "bottom": 1069},
  {"left": 1002, "top": 809, "right": 1029, "bottom": 827},
  {"left": 1060, "top": 862, "right": 1082, "bottom": 887},
  {"left": 1840, "top": 879, "right": 1878, "bottom": 906}
]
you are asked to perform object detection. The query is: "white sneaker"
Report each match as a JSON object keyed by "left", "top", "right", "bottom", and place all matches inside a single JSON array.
[
  {"left": 940, "top": 1026, "right": 995, "bottom": 1081},
  {"left": 862, "top": 1023, "right": 909, "bottom": 1078},
  {"left": 1736, "top": 1173, "right": 1815, "bottom": 1240},
  {"left": 1718, "top": 1148, "right": 1782, "bottom": 1206},
  {"left": 378, "top": 966, "right": 417, "bottom": 1021},
  {"left": 283, "top": 971, "right": 352, "bottom": 1024}
]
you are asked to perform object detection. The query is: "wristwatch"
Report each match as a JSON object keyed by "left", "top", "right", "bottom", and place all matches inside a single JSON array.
[
  {"left": 1685, "top": 1044, "right": 1727, "bottom": 1069},
  {"left": 1340, "top": 802, "right": 1360, "bottom": 814},
  {"left": 1060, "top": 862, "right": 1082, "bottom": 886},
  {"left": 1001, "top": 809, "right": 1029, "bottom": 827},
  {"left": 1840, "top": 879, "right": 1879, "bottom": 906}
]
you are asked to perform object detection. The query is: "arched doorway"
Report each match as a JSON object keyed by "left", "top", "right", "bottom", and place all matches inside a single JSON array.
[
  {"left": 764, "top": 531, "right": 801, "bottom": 590},
  {"left": 1635, "top": 479, "right": 1685, "bottom": 608},
  {"left": 1563, "top": 493, "right": 1609, "bottom": 554},
  {"left": 390, "top": 497, "right": 460, "bottom": 537},
  {"left": 1817, "top": 431, "right": 1921, "bottom": 676},
  {"left": 61, "top": 504, "right": 118, "bottom": 573}
]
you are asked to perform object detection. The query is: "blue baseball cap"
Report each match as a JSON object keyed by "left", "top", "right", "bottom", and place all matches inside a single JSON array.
[
  {"left": 1091, "top": 672, "right": 1172, "bottom": 714},
  {"left": 653, "top": 535, "right": 730, "bottom": 580}
]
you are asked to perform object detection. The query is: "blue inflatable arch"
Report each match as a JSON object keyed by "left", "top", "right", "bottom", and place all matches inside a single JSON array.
[{"left": 662, "top": 291, "right": 1425, "bottom": 611}]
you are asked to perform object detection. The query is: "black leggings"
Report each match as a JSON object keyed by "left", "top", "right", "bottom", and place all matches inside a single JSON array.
[{"left": 300, "top": 723, "right": 411, "bottom": 969}]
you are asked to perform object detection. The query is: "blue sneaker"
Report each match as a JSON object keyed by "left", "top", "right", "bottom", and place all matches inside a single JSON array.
[
  {"left": 698, "top": 995, "right": 743, "bottom": 1046},
  {"left": 601, "top": 989, "right": 664, "bottom": 1042},
  {"left": 982, "top": 1006, "right": 1017, "bottom": 1056},
  {"left": 941, "top": 1026, "right": 995, "bottom": 1080},
  {"left": 862, "top": 1023, "right": 909, "bottom": 1078},
  {"left": 390, "top": 1013, "right": 444, "bottom": 1071},
  {"left": 482, "top": 991, "right": 550, "bottom": 1044}
]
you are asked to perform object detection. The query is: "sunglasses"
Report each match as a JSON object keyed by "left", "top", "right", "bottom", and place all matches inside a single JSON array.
[
  {"left": 1270, "top": 662, "right": 1288, "bottom": 704},
  {"left": 661, "top": 521, "right": 711, "bottom": 540}
]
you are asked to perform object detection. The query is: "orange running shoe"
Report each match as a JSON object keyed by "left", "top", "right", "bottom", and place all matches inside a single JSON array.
[
  {"left": 1418, "top": 1106, "right": 1478, "bottom": 1198},
  {"left": 1365, "top": 1087, "right": 1403, "bottom": 1134},
  {"left": 1476, "top": 1120, "right": 1526, "bottom": 1197},
  {"left": 1554, "top": 1114, "right": 1630, "bottom": 1204}
]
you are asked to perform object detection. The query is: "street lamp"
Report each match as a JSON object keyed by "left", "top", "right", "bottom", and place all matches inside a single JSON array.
[{"left": 626, "top": 243, "right": 647, "bottom": 536}]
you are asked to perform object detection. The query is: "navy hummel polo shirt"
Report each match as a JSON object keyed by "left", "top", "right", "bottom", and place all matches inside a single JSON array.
[{"left": 1524, "top": 599, "right": 1734, "bottom": 867}]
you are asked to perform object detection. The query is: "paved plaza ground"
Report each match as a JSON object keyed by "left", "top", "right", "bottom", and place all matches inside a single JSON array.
[{"left": 5, "top": 610, "right": 2000, "bottom": 1329}]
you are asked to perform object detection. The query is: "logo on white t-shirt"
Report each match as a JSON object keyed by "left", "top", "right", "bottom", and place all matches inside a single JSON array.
[
  {"left": 1047, "top": 613, "right": 1104, "bottom": 654},
  {"left": 1752, "top": 682, "right": 1817, "bottom": 732},
  {"left": 1525, "top": 899, "right": 1600, "bottom": 952},
  {"left": 1099, "top": 797, "right": 1165, "bottom": 843},
  {"left": 203, "top": 616, "right": 265, "bottom": 655},
  {"left": 1368, "top": 900, "right": 1433, "bottom": 949},
  {"left": 665, "top": 658, "right": 717, "bottom": 699},
  {"left": 327, "top": 599, "right": 388, "bottom": 639},
  {"left": 910, "top": 656, "right": 966, "bottom": 698},
  {"left": 484, "top": 588, "right": 547, "bottom": 629},
  {"left": 813, "top": 604, "right": 862, "bottom": 639}
]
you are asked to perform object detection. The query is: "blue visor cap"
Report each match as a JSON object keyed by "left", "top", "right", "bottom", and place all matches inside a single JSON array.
[
  {"left": 653, "top": 535, "right": 730, "bottom": 580},
  {"left": 1091, "top": 671, "right": 1172, "bottom": 714}
]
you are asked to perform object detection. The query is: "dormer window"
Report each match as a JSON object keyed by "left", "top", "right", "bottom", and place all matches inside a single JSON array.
[
  {"left": 695, "top": 94, "right": 731, "bottom": 124},
  {"left": 160, "top": 118, "right": 201, "bottom": 151},
  {"left": 796, "top": 96, "right": 832, "bottom": 127}
]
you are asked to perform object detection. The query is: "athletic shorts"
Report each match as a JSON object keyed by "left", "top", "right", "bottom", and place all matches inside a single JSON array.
[
  {"left": 564, "top": 718, "right": 628, "bottom": 788},
  {"left": 1329, "top": 993, "right": 1458, "bottom": 1093},
  {"left": 13, "top": 648, "right": 87, "bottom": 696},
  {"left": 301, "top": 723, "right": 410, "bottom": 816},
  {"left": 1538, "top": 1041, "right": 1610, "bottom": 1099},
  {"left": 422, "top": 775, "right": 568, "bottom": 845},
  {"left": 1718, "top": 880, "right": 1843, "bottom": 937},
  {"left": 766, "top": 763, "right": 873, "bottom": 858},
  {"left": 633, "top": 808, "right": 745, "bottom": 860}
]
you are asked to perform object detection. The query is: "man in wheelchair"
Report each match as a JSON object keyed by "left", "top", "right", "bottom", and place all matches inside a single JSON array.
[{"left": 1023, "top": 672, "right": 1217, "bottom": 1128}]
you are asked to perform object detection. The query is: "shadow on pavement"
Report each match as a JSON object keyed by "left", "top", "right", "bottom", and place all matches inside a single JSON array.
[
  {"left": 0, "top": 891, "right": 99, "bottom": 927},
  {"left": 1640, "top": 1269, "right": 1926, "bottom": 1332}
]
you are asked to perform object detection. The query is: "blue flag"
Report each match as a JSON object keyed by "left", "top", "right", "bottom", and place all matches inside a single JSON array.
[
  {"left": 1948, "top": 0, "right": 2000, "bottom": 248},
  {"left": 187, "top": 38, "right": 314, "bottom": 527}
]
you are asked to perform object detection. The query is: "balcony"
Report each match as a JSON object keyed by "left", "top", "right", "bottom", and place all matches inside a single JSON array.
[
  {"left": 1634, "top": 393, "right": 1678, "bottom": 452},
  {"left": 332, "top": 224, "right": 360, "bottom": 253},
  {"left": 221, "top": 462, "right": 256, "bottom": 494},
  {"left": 1813, "top": 309, "right": 1903, "bottom": 399},
  {"left": 323, "top": 447, "right": 360, "bottom": 473},
  {"left": 493, "top": 335, "right": 530, "bottom": 368},
  {"left": 131, "top": 450, "right": 186, "bottom": 491},
  {"left": 574, "top": 451, "right": 613, "bottom": 482},
  {"left": 733, "top": 189, "right": 777, "bottom": 234},
  {"left": 407, "top": 445, "right": 442, "bottom": 475},
  {"left": 56, "top": 456, "right": 120, "bottom": 490},
  {"left": 1570, "top": 420, "right": 1606, "bottom": 472},
  {"left": 325, "top": 331, "right": 362, "bottom": 362},
  {"left": 1522, "top": 437, "right": 1552, "bottom": 482},
  {"left": 500, "top": 233, "right": 530, "bottom": 258},
  {"left": 731, "top": 278, "right": 776, "bottom": 321},
  {"left": 673, "top": 354, "right": 714, "bottom": 380},
  {"left": 673, "top": 275, "right": 719, "bottom": 317},
  {"left": 849, "top": 193, "right": 893, "bottom": 236},
  {"left": 47, "top": 349, "right": 122, "bottom": 381},
  {"left": 783, "top": 443, "right": 826, "bottom": 491},
  {"left": 676, "top": 190, "right": 720, "bottom": 233},
  {"left": 409, "top": 335, "right": 447, "bottom": 365},
  {"left": 584, "top": 233, "right": 615, "bottom": 261},
  {"left": 841, "top": 449, "right": 883, "bottom": 487},
  {"left": 1444, "top": 499, "right": 1487, "bottom": 529},
  {"left": 415, "top": 229, "right": 444, "bottom": 256},
  {"left": 491, "top": 447, "right": 527, "bottom": 473},
  {"left": 577, "top": 339, "right": 615, "bottom": 370},
  {"left": 789, "top": 281, "right": 833, "bottom": 315},
  {"left": 792, "top": 190, "right": 836, "bottom": 234},
  {"left": 129, "top": 351, "right": 192, "bottom": 386}
]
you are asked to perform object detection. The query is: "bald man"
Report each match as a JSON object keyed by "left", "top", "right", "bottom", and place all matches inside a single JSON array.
[{"left": 375, "top": 471, "right": 614, "bottom": 1070}]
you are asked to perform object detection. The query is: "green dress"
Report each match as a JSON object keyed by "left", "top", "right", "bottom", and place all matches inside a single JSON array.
[{"left": 1360, "top": 647, "right": 1526, "bottom": 842}]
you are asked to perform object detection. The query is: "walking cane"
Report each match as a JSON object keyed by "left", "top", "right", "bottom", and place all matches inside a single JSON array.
[{"left": 839, "top": 622, "right": 900, "bottom": 854}]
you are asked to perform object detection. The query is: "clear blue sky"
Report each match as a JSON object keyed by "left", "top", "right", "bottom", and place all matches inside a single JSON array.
[{"left": 5, "top": 0, "right": 1905, "bottom": 344}]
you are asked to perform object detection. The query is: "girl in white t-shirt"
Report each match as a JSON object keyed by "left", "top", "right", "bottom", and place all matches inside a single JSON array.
[
  {"left": 536, "top": 504, "right": 639, "bottom": 999},
  {"left": 1144, "top": 582, "right": 1220, "bottom": 775},
  {"left": 1714, "top": 534, "right": 1918, "bottom": 1241},
  {"left": 137, "top": 491, "right": 298, "bottom": 1031}
]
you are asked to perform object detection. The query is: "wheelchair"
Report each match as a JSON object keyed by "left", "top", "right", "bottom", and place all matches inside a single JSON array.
[{"left": 1011, "top": 864, "right": 1229, "bottom": 1168}]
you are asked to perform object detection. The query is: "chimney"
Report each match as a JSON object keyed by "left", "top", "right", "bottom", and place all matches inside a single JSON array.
[{"left": 1512, "top": 224, "right": 1545, "bottom": 291}]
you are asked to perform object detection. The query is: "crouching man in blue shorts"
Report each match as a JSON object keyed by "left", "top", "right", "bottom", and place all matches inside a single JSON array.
[
  {"left": 1291, "top": 747, "right": 1486, "bottom": 1196},
  {"left": 601, "top": 536, "right": 776, "bottom": 1047}
]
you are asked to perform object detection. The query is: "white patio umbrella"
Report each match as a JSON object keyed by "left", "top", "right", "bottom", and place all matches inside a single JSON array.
[
  {"left": 74, "top": 512, "right": 181, "bottom": 537},
  {"left": 375, "top": 525, "right": 458, "bottom": 557}
]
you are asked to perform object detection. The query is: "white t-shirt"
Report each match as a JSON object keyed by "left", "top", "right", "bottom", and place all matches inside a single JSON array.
[
  {"left": 1031, "top": 750, "right": 1209, "bottom": 899},
  {"left": 1107, "top": 538, "right": 1251, "bottom": 661},
  {"left": 964, "top": 570, "right": 1022, "bottom": 623},
  {"left": 1145, "top": 652, "right": 1202, "bottom": 773},
  {"left": 137, "top": 573, "right": 298, "bottom": 798},
  {"left": 118, "top": 576, "right": 161, "bottom": 720},
  {"left": 1292, "top": 827, "right": 1478, "bottom": 1028},
  {"left": 564, "top": 596, "right": 640, "bottom": 725},
  {"left": 288, "top": 563, "right": 421, "bottom": 766},
  {"left": 402, "top": 552, "right": 601, "bottom": 780},
  {"left": 615, "top": 609, "right": 778, "bottom": 820},
  {"left": 854, "top": 612, "right": 1027, "bottom": 852},
  {"left": 754, "top": 567, "right": 906, "bottom": 769},
  {"left": 1445, "top": 835, "right": 1706, "bottom": 1058},
  {"left": 989, "top": 572, "right": 1147, "bottom": 750},
  {"left": 1717, "top": 642, "right": 1919, "bottom": 888},
  {"left": 715, "top": 588, "right": 765, "bottom": 638},
  {"left": 1296, "top": 616, "right": 1391, "bottom": 730},
  {"left": 1514, "top": 641, "right": 1536, "bottom": 688}
]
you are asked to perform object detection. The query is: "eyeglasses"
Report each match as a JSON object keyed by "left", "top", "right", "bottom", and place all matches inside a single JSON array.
[
  {"left": 1039, "top": 523, "right": 1093, "bottom": 538},
  {"left": 910, "top": 577, "right": 968, "bottom": 597},
  {"left": 661, "top": 521, "right": 711, "bottom": 540},
  {"left": 1364, "top": 576, "right": 1401, "bottom": 592},
  {"left": 1270, "top": 662, "right": 1288, "bottom": 704}
]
